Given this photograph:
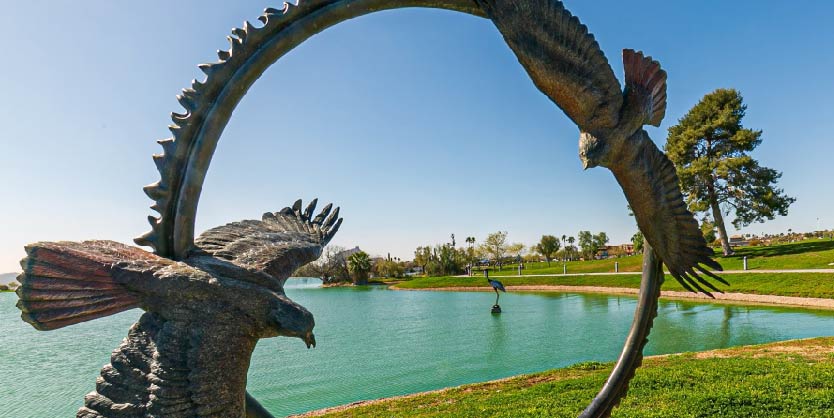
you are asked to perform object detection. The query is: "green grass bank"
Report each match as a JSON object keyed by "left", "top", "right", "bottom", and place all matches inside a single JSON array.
[
  {"left": 299, "top": 337, "right": 834, "bottom": 418},
  {"left": 484, "top": 239, "right": 834, "bottom": 276}
]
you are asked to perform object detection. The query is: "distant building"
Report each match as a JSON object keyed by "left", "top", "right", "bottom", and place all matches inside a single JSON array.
[
  {"left": 597, "top": 244, "right": 635, "bottom": 259},
  {"left": 729, "top": 235, "right": 749, "bottom": 247}
]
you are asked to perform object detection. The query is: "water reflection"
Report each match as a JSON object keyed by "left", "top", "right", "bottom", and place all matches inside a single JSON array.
[{"left": 285, "top": 277, "right": 324, "bottom": 289}]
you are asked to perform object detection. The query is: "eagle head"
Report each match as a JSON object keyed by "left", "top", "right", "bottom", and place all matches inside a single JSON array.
[
  {"left": 579, "top": 132, "right": 608, "bottom": 169},
  {"left": 270, "top": 295, "right": 316, "bottom": 348}
]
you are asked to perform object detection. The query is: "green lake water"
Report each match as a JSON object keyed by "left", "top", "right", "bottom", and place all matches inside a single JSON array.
[{"left": 2, "top": 279, "right": 834, "bottom": 417}]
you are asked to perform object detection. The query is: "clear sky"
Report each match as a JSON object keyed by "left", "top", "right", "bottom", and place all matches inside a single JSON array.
[{"left": 1, "top": 0, "right": 833, "bottom": 273}]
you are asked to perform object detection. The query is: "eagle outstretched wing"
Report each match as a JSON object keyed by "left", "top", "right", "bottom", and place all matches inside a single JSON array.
[
  {"left": 478, "top": 0, "right": 623, "bottom": 132},
  {"left": 613, "top": 130, "right": 726, "bottom": 296},
  {"left": 194, "top": 199, "right": 342, "bottom": 280}
]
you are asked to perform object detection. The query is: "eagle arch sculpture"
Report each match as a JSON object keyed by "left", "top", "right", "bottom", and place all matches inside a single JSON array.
[{"left": 16, "top": 0, "right": 724, "bottom": 417}]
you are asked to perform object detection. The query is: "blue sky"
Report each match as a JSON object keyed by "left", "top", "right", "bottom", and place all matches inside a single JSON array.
[{"left": 1, "top": 1, "right": 832, "bottom": 272}]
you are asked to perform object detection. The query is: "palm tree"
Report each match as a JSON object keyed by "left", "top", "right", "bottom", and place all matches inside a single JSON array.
[
  {"left": 347, "top": 251, "right": 372, "bottom": 285},
  {"left": 561, "top": 234, "right": 567, "bottom": 260},
  {"left": 567, "top": 236, "right": 576, "bottom": 261}
]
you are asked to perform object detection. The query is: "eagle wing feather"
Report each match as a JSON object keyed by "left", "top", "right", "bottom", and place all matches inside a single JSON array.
[
  {"left": 613, "top": 130, "right": 725, "bottom": 296},
  {"left": 194, "top": 199, "right": 342, "bottom": 281},
  {"left": 478, "top": 0, "right": 623, "bottom": 132}
]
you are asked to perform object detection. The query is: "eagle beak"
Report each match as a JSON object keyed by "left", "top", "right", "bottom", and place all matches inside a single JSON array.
[
  {"left": 581, "top": 159, "right": 590, "bottom": 170},
  {"left": 304, "top": 331, "right": 316, "bottom": 349}
]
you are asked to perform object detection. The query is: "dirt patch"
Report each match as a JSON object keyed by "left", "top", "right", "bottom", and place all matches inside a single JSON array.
[{"left": 692, "top": 340, "right": 834, "bottom": 361}]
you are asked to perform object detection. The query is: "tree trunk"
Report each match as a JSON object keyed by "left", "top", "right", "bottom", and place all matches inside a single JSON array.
[{"left": 709, "top": 188, "right": 734, "bottom": 256}]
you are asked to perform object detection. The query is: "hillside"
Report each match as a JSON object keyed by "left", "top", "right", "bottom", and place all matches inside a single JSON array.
[{"left": 0, "top": 272, "right": 18, "bottom": 285}]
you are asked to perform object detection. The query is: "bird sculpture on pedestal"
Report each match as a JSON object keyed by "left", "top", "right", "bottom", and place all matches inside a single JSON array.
[{"left": 488, "top": 278, "right": 506, "bottom": 313}]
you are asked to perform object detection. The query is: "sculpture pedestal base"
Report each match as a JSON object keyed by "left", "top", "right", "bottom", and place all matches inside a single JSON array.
[{"left": 491, "top": 304, "right": 502, "bottom": 314}]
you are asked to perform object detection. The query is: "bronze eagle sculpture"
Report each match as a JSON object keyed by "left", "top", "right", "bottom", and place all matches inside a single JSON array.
[
  {"left": 16, "top": 199, "right": 341, "bottom": 417},
  {"left": 14, "top": 0, "right": 725, "bottom": 417},
  {"left": 478, "top": 0, "right": 725, "bottom": 295}
]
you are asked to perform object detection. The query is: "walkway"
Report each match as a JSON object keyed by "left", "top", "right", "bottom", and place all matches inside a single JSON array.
[{"left": 400, "top": 284, "right": 834, "bottom": 310}]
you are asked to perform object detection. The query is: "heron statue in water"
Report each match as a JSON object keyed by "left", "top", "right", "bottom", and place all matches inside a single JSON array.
[{"left": 488, "top": 278, "right": 506, "bottom": 313}]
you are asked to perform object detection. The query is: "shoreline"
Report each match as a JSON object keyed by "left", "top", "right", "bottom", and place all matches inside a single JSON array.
[
  {"left": 292, "top": 337, "right": 834, "bottom": 417},
  {"left": 391, "top": 285, "right": 834, "bottom": 310}
]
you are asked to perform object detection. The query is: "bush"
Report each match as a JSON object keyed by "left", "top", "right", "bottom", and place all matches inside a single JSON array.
[
  {"left": 425, "top": 261, "right": 444, "bottom": 277},
  {"left": 374, "top": 259, "right": 405, "bottom": 278}
]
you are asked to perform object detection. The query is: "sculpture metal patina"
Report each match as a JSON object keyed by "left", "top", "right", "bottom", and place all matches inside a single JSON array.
[
  {"left": 18, "top": 201, "right": 341, "bottom": 417},
  {"left": 16, "top": 1, "right": 723, "bottom": 417}
]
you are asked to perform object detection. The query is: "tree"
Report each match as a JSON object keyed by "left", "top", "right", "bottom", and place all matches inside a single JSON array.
[
  {"left": 665, "top": 89, "right": 795, "bottom": 255},
  {"left": 578, "top": 231, "right": 608, "bottom": 259},
  {"left": 413, "top": 246, "right": 432, "bottom": 274},
  {"left": 347, "top": 251, "right": 372, "bottom": 285},
  {"left": 374, "top": 258, "right": 404, "bottom": 278},
  {"left": 536, "top": 235, "right": 561, "bottom": 266},
  {"left": 435, "top": 244, "right": 465, "bottom": 276},
  {"left": 577, "top": 231, "right": 595, "bottom": 260},
  {"left": 566, "top": 236, "right": 576, "bottom": 260},
  {"left": 700, "top": 217, "right": 717, "bottom": 245},
  {"left": 593, "top": 232, "right": 609, "bottom": 253},
  {"left": 296, "top": 245, "right": 351, "bottom": 284},
  {"left": 507, "top": 243, "right": 526, "bottom": 259},
  {"left": 481, "top": 231, "right": 508, "bottom": 269},
  {"left": 631, "top": 231, "right": 644, "bottom": 254}
]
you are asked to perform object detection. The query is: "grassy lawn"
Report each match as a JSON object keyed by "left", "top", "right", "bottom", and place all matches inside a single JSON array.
[
  {"left": 394, "top": 272, "right": 834, "bottom": 299},
  {"left": 488, "top": 256, "right": 644, "bottom": 276},
  {"left": 306, "top": 337, "right": 834, "bottom": 418},
  {"left": 718, "top": 239, "right": 834, "bottom": 270},
  {"left": 486, "top": 239, "right": 834, "bottom": 276}
]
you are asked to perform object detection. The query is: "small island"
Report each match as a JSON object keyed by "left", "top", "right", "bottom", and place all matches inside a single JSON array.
[{"left": 0, "top": 273, "right": 18, "bottom": 292}]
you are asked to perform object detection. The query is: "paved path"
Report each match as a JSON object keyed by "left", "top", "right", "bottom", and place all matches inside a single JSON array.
[{"left": 397, "top": 285, "right": 834, "bottom": 310}]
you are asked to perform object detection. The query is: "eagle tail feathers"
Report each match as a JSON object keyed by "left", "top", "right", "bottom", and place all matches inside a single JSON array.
[
  {"left": 623, "top": 49, "right": 667, "bottom": 127},
  {"left": 16, "top": 241, "right": 150, "bottom": 330}
]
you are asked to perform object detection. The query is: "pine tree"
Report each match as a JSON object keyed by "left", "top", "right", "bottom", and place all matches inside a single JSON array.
[{"left": 665, "top": 89, "right": 795, "bottom": 255}]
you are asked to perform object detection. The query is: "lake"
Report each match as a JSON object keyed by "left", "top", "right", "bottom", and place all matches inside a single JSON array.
[{"left": 2, "top": 279, "right": 833, "bottom": 417}]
